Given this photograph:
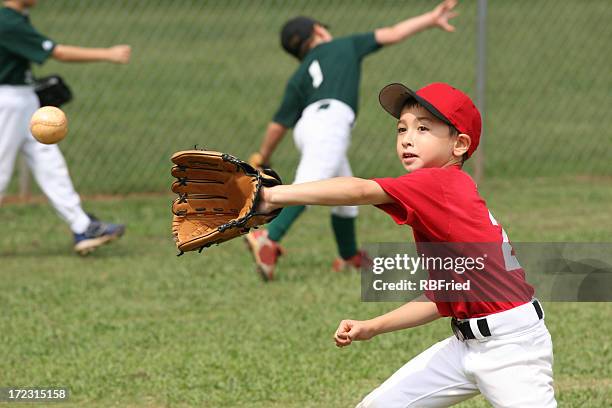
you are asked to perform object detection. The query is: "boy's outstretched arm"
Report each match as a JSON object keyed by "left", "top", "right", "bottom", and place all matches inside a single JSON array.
[
  {"left": 259, "top": 177, "right": 393, "bottom": 213},
  {"left": 374, "top": 0, "right": 457, "bottom": 45},
  {"left": 52, "top": 44, "right": 131, "bottom": 64},
  {"left": 334, "top": 295, "right": 441, "bottom": 347}
]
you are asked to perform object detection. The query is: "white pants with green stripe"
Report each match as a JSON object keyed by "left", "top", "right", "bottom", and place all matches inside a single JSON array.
[
  {"left": 0, "top": 85, "right": 90, "bottom": 233},
  {"left": 293, "top": 98, "right": 358, "bottom": 218}
]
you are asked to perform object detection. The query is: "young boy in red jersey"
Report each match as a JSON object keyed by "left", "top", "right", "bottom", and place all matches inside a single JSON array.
[{"left": 256, "top": 82, "right": 556, "bottom": 407}]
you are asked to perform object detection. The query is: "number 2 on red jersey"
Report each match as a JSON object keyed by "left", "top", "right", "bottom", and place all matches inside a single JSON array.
[{"left": 489, "top": 211, "right": 522, "bottom": 272}]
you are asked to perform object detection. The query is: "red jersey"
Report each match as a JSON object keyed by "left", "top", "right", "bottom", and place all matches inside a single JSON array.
[{"left": 374, "top": 165, "right": 534, "bottom": 319}]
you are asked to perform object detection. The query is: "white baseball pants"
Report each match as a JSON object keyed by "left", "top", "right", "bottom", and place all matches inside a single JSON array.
[
  {"left": 358, "top": 302, "right": 556, "bottom": 407},
  {"left": 0, "top": 85, "right": 90, "bottom": 233},
  {"left": 293, "top": 99, "right": 358, "bottom": 218}
]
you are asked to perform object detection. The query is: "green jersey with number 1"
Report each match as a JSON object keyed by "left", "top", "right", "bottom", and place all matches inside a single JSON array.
[{"left": 273, "top": 32, "right": 381, "bottom": 128}]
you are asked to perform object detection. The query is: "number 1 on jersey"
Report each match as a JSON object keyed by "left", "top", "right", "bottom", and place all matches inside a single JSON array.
[{"left": 308, "top": 60, "right": 324, "bottom": 88}]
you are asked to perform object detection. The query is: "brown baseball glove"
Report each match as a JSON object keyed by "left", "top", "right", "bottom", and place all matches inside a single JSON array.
[{"left": 171, "top": 149, "right": 282, "bottom": 255}]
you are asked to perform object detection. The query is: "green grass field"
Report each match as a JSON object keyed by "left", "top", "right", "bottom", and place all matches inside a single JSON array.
[
  {"left": 1, "top": 176, "right": 611, "bottom": 407},
  {"left": 4, "top": 0, "right": 609, "bottom": 195}
]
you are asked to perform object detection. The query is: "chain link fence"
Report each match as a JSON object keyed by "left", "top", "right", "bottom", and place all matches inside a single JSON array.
[{"left": 8, "top": 0, "right": 611, "bottom": 196}]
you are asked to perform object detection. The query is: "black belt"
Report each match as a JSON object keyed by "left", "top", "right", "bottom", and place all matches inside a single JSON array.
[{"left": 451, "top": 300, "right": 544, "bottom": 341}]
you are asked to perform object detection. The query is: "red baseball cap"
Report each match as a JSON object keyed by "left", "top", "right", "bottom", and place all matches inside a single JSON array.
[{"left": 379, "top": 82, "right": 482, "bottom": 158}]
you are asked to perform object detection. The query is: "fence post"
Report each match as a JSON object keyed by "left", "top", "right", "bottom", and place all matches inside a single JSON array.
[{"left": 474, "top": 0, "right": 487, "bottom": 184}]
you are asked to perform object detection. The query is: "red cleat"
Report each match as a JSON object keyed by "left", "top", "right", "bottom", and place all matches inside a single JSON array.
[
  {"left": 245, "top": 230, "right": 285, "bottom": 281},
  {"left": 332, "top": 249, "right": 371, "bottom": 272}
]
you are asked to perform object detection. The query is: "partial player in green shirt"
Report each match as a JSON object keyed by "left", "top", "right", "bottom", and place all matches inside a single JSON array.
[
  {"left": 246, "top": 0, "right": 458, "bottom": 281},
  {"left": 0, "top": 1, "right": 130, "bottom": 85},
  {"left": 0, "top": 3, "right": 54, "bottom": 84},
  {"left": 0, "top": 0, "right": 131, "bottom": 255}
]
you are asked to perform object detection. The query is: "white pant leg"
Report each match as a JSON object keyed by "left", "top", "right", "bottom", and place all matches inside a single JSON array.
[
  {"left": 357, "top": 336, "right": 479, "bottom": 408},
  {"left": 22, "top": 138, "right": 90, "bottom": 233},
  {"left": 293, "top": 126, "right": 348, "bottom": 184},
  {"left": 331, "top": 155, "right": 358, "bottom": 218},
  {"left": 468, "top": 321, "right": 556, "bottom": 408},
  {"left": 293, "top": 99, "right": 354, "bottom": 184},
  {"left": 1, "top": 86, "right": 90, "bottom": 233},
  {"left": 293, "top": 100, "right": 358, "bottom": 219},
  {"left": 293, "top": 99, "right": 357, "bottom": 216},
  {"left": 0, "top": 87, "right": 32, "bottom": 200}
]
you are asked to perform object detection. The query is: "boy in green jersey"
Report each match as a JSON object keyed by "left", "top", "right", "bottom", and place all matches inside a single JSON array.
[{"left": 246, "top": 0, "right": 458, "bottom": 281}]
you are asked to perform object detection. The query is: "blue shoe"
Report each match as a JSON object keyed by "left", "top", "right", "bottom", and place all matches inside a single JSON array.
[{"left": 73, "top": 217, "right": 125, "bottom": 255}]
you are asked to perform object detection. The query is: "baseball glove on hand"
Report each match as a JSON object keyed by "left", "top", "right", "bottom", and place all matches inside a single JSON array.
[
  {"left": 171, "top": 150, "right": 282, "bottom": 255},
  {"left": 34, "top": 75, "right": 73, "bottom": 107}
]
